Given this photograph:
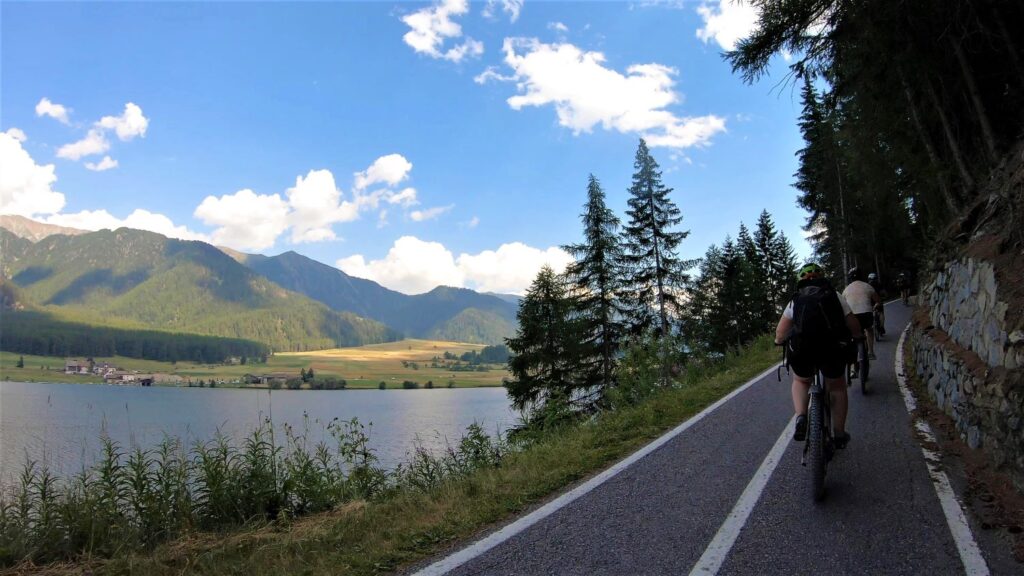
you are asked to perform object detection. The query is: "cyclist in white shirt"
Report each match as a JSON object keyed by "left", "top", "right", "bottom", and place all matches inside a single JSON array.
[{"left": 842, "top": 267, "right": 881, "bottom": 359}]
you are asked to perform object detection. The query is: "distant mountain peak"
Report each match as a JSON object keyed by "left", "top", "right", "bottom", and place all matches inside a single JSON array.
[{"left": 0, "top": 214, "right": 88, "bottom": 242}]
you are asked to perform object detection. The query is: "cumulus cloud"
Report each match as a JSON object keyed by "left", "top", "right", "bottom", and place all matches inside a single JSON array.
[
  {"left": 44, "top": 208, "right": 208, "bottom": 241},
  {"left": 97, "top": 102, "right": 149, "bottom": 141},
  {"left": 354, "top": 153, "right": 413, "bottom": 190},
  {"left": 55, "top": 102, "right": 148, "bottom": 164},
  {"left": 410, "top": 204, "right": 453, "bottom": 222},
  {"left": 194, "top": 189, "right": 290, "bottom": 251},
  {"left": 4, "top": 128, "right": 27, "bottom": 142},
  {"left": 483, "top": 38, "right": 727, "bottom": 149},
  {"left": 458, "top": 241, "right": 573, "bottom": 294},
  {"left": 56, "top": 129, "right": 110, "bottom": 160},
  {"left": 386, "top": 187, "right": 419, "bottom": 207},
  {"left": 0, "top": 131, "right": 65, "bottom": 217},
  {"left": 84, "top": 156, "right": 119, "bottom": 172},
  {"left": 483, "top": 0, "right": 523, "bottom": 22},
  {"left": 696, "top": 0, "right": 759, "bottom": 52},
  {"left": 286, "top": 169, "right": 358, "bottom": 243},
  {"left": 35, "top": 98, "right": 71, "bottom": 124},
  {"left": 548, "top": 21, "right": 569, "bottom": 33},
  {"left": 338, "top": 236, "right": 464, "bottom": 295},
  {"left": 337, "top": 236, "right": 572, "bottom": 295},
  {"left": 401, "top": 0, "right": 484, "bottom": 63}
]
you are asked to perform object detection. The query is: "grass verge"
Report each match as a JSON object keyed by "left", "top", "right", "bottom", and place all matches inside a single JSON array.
[{"left": 6, "top": 337, "right": 779, "bottom": 576}]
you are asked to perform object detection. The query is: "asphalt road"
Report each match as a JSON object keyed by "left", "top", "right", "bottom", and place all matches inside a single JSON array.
[{"left": 414, "top": 303, "right": 1020, "bottom": 575}]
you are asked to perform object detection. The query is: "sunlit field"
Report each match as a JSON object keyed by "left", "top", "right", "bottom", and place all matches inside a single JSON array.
[{"left": 0, "top": 340, "right": 509, "bottom": 389}]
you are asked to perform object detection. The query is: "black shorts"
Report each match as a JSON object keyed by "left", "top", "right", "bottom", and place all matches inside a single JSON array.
[
  {"left": 789, "top": 348, "right": 847, "bottom": 380},
  {"left": 855, "top": 312, "right": 873, "bottom": 333}
]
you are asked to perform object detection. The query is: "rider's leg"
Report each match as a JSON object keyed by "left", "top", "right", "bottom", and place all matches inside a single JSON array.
[
  {"left": 826, "top": 377, "right": 848, "bottom": 434},
  {"left": 866, "top": 325, "right": 875, "bottom": 357},
  {"left": 791, "top": 375, "right": 811, "bottom": 415}
]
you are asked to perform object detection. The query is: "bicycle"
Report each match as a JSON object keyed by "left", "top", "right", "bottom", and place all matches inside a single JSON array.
[
  {"left": 778, "top": 344, "right": 836, "bottom": 501},
  {"left": 847, "top": 336, "right": 870, "bottom": 394},
  {"left": 873, "top": 306, "right": 885, "bottom": 341}
]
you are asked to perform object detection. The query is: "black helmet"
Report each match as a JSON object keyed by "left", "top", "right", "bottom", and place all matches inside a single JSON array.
[{"left": 847, "top": 267, "right": 862, "bottom": 282}]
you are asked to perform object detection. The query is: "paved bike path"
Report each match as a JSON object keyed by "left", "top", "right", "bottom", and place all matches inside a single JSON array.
[{"left": 415, "top": 303, "right": 1012, "bottom": 575}]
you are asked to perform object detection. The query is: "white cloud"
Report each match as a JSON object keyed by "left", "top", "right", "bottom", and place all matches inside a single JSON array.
[
  {"left": 489, "top": 38, "right": 727, "bottom": 149},
  {"left": 401, "top": 0, "right": 484, "bottom": 63},
  {"left": 43, "top": 208, "right": 208, "bottom": 241},
  {"left": 483, "top": 0, "right": 523, "bottom": 22},
  {"left": 386, "top": 187, "right": 419, "bottom": 207},
  {"left": 0, "top": 131, "right": 65, "bottom": 217},
  {"left": 35, "top": 98, "right": 70, "bottom": 124},
  {"left": 97, "top": 102, "right": 149, "bottom": 141},
  {"left": 338, "top": 236, "right": 464, "bottom": 295},
  {"left": 4, "top": 128, "right": 27, "bottom": 142},
  {"left": 337, "top": 236, "right": 572, "bottom": 295},
  {"left": 285, "top": 169, "right": 360, "bottom": 243},
  {"left": 696, "top": 0, "right": 759, "bottom": 52},
  {"left": 410, "top": 204, "right": 453, "bottom": 222},
  {"left": 457, "top": 242, "right": 572, "bottom": 294},
  {"left": 194, "top": 188, "right": 290, "bottom": 251},
  {"left": 548, "top": 21, "right": 569, "bottom": 33},
  {"left": 56, "top": 129, "right": 110, "bottom": 160},
  {"left": 464, "top": 216, "right": 480, "bottom": 228},
  {"left": 474, "top": 65, "right": 516, "bottom": 84},
  {"left": 84, "top": 156, "right": 119, "bottom": 172},
  {"left": 354, "top": 153, "right": 413, "bottom": 190}
]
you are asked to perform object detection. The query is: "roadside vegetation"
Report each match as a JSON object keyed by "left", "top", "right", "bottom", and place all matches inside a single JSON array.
[{"left": 0, "top": 335, "right": 779, "bottom": 574}]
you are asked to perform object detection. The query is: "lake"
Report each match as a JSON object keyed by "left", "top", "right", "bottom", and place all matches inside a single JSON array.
[{"left": 0, "top": 381, "right": 517, "bottom": 484}]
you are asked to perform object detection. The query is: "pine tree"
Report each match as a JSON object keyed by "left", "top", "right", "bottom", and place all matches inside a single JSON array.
[
  {"left": 505, "top": 266, "right": 580, "bottom": 413},
  {"left": 621, "top": 139, "right": 692, "bottom": 339},
  {"left": 563, "top": 175, "right": 627, "bottom": 394}
]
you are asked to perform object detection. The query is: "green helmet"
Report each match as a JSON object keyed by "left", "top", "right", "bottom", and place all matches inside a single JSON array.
[{"left": 797, "top": 262, "right": 824, "bottom": 281}]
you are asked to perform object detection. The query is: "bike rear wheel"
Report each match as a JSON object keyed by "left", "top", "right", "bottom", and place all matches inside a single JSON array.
[{"left": 808, "top": 392, "right": 826, "bottom": 501}]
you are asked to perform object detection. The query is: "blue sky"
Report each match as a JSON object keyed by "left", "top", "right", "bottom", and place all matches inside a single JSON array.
[{"left": 1, "top": 1, "right": 806, "bottom": 295}]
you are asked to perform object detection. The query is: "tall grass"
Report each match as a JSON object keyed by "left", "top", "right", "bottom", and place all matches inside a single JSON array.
[{"left": 0, "top": 416, "right": 507, "bottom": 567}]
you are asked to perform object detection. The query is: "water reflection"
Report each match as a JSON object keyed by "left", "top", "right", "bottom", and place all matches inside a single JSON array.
[{"left": 0, "top": 382, "right": 515, "bottom": 484}]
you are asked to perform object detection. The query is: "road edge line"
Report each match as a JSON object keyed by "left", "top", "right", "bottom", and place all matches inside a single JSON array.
[
  {"left": 412, "top": 363, "right": 780, "bottom": 576},
  {"left": 895, "top": 325, "right": 990, "bottom": 576},
  {"left": 688, "top": 414, "right": 795, "bottom": 575}
]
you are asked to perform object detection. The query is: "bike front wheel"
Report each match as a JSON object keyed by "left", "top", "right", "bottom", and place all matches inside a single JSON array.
[{"left": 808, "top": 393, "right": 827, "bottom": 501}]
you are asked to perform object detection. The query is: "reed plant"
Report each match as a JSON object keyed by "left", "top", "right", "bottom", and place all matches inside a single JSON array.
[{"left": 0, "top": 416, "right": 508, "bottom": 567}]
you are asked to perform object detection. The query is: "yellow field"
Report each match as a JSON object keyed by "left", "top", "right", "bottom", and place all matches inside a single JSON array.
[{"left": 0, "top": 339, "right": 509, "bottom": 388}]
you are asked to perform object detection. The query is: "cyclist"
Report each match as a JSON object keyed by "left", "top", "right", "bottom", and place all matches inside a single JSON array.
[
  {"left": 896, "top": 272, "right": 910, "bottom": 304},
  {"left": 775, "top": 263, "right": 863, "bottom": 449},
  {"left": 868, "top": 272, "right": 885, "bottom": 337},
  {"left": 842, "top": 267, "right": 880, "bottom": 360}
]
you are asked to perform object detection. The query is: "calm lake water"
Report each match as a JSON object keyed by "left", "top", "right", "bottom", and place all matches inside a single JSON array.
[{"left": 0, "top": 381, "right": 517, "bottom": 484}]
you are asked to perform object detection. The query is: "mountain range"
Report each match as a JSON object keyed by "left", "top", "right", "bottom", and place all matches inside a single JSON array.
[{"left": 0, "top": 218, "right": 519, "bottom": 352}]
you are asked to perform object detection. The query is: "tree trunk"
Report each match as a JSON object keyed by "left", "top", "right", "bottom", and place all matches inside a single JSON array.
[
  {"left": 988, "top": 3, "right": 1024, "bottom": 92},
  {"left": 925, "top": 79, "right": 975, "bottom": 192},
  {"left": 899, "top": 69, "right": 960, "bottom": 214},
  {"left": 950, "top": 36, "right": 999, "bottom": 163}
]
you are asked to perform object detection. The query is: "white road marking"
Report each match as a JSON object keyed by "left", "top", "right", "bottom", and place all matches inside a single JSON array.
[
  {"left": 688, "top": 415, "right": 795, "bottom": 576},
  {"left": 412, "top": 363, "right": 781, "bottom": 576},
  {"left": 895, "top": 326, "right": 990, "bottom": 576}
]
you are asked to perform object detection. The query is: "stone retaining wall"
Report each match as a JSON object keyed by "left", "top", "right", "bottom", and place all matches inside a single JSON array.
[{"left": 911, "top": 255, "right": 1024, "bottom": 490}]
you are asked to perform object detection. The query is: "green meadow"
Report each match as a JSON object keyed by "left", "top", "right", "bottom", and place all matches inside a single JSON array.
[{"left": 0, "top": 339, "right": 508, "bottom": 389}]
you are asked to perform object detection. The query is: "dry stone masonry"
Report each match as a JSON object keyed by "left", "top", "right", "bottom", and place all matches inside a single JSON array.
[{"left": 912, "top": 254, "right": 1024, "bottom": 490}]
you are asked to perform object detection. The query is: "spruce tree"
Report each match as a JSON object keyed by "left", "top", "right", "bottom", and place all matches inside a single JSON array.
[
  {"left": 562, "top": 174, "right": 627, "bottom": 393},
  {"left": 621, "top": 139, "right": 691, "bottom": 339},
  {"left": 505, "top": 266, "right": 579, "bottom": 413}
]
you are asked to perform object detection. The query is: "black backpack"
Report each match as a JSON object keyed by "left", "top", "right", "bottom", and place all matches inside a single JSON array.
[{"left": 789, "top": 279, "right": 850, "bottom": 356}]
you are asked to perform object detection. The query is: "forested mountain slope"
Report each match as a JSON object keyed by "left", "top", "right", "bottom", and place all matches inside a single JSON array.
[
  {"left": 242, "top": 250, "right": 518, "bottom": 344},
  {"left": 0, "top": 228, "right": 398, "bottom": 351}
]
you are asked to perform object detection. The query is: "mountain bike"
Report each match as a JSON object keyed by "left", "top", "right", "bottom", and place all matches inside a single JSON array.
[
  {"left": 778, "top": 344, "right": 835, "bottom": 501},
  {"left": 873, "top": 306, "right": 885, "bottom": 341},
  {"left": 847, "top": 336, "right": 870, "bottom": 394}
]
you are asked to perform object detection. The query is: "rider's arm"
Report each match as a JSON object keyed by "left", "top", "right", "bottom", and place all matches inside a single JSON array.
[{"left": 775, "top": 315, "right": 793, "bottom": 345}]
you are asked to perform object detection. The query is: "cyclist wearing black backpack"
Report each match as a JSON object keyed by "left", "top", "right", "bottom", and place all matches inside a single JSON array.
[{"left": 775, "top": 263, "right": 864, "bottom": 449}]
